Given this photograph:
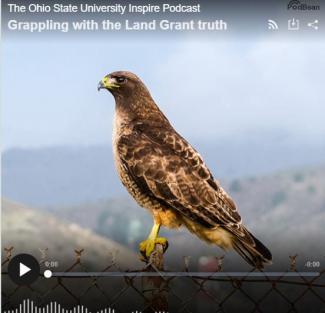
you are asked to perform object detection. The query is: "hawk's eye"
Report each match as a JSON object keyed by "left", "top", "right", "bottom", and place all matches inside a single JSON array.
[{"left": 116, "top": 77, "right": 126, "bottom": 83}]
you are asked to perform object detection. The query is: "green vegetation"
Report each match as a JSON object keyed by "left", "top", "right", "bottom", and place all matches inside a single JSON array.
[
  {"left": 229, "top": 179, "right": 242, "bottom": 192},
  {"left": 96, "top": 210, "right": 129, "bottom": 245},
  {"left": 307, "top": 185, "right": 316, "bottom": 194},
  {"left": 271, "top": 191, "right": 287, "bottom": 207},
  {"left": 96, "top": 209, "right": 148, "bottom": 249},
  {"left": 293, "top": 172, "right": 305, "bottom": 182}
]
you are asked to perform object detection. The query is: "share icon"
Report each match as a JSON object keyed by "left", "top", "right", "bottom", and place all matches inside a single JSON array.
[{"left": 308, "top": 20, "right": 319, "bottom": 30}]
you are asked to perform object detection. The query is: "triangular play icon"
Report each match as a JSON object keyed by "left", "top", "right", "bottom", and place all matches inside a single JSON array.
[{"left": 19, "top": 263, "right": 31, "bottom": 277}]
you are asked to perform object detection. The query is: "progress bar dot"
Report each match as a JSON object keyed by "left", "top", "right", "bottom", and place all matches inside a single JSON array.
[{"left": 44, "top": 270, "right": 52, "bottom": 278}]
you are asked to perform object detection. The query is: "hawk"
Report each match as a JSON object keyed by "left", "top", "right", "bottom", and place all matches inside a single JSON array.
[{"left": 98, "top": 71, "right": 272, "bottom": 268}]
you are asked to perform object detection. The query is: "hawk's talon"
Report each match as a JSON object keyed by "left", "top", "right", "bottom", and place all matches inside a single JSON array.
[{"left": 139, "top": 237, "right": 168, "bottom": 259}]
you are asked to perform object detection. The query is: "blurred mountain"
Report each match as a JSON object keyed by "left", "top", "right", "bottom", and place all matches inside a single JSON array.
[
  {"left": 2, "top": 134, "right": 325, "bottom": 207},
  {"left": 1, "top": 198, "right": 141, "bottom": 270}
]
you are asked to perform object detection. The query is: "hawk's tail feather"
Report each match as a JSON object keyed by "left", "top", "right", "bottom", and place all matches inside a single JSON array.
[{"left": 232, "top": 231, "right": 272, "bottom": 269}]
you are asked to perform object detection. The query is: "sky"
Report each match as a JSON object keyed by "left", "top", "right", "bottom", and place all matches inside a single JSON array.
[{"left": 2, "top": 36, "right": 325, "bottom": 149}]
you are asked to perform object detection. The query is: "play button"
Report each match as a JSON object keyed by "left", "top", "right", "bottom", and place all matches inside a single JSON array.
[
  {"left": 8, "top": 254, "right": 40, "bottom": 285},
  {"left": 20, "top": 263, "right": 31, "bottom": 277}
]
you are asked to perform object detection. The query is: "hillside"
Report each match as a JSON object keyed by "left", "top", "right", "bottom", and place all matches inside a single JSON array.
[
  {"left": 2, "top": 138, "right": 325, "bottom": 207},
  {"left": 1, "top": 198, "right": 142, "bottom": 270}
]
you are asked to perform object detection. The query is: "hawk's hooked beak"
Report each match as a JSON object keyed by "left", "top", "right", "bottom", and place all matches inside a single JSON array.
[{"left": 97, "top": 76, "right": 120, "bottom": 91}]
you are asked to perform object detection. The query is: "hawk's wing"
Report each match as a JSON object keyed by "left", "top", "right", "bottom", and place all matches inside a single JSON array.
[{"left": 117, "top": 123, "right": 245, "bottom": 233}]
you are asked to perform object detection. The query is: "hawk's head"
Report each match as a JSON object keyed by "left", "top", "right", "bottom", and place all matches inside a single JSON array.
[
  {"left": 98, "top": 70, "right": 169, "bottom": 123},
  {"left": 98, "top": 71, "right": 146, "bottom": 99}
]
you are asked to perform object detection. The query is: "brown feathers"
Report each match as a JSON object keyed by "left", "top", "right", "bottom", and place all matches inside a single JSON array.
[
  {"left": 103, "top": 70, "right": 272, "bottom": 268},
  {"left": 117, "top": 125, "right": 243, "bottom": 228}
]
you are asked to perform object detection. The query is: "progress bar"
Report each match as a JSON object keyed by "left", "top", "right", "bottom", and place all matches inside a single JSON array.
[{"left": 48, "top": 271, "right": 320, "bottom": 278}]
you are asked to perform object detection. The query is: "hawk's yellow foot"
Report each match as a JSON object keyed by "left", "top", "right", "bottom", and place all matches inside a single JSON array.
[
  {"left": 139, "top": 237, "right": 168, "bottom": 259},
  {"left": 139, "top": 222, "right": 168, "bottom": 260}
]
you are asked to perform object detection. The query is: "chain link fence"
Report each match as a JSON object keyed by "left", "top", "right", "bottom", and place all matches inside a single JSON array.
[{"left": 2, "top": 246, "right": 325, "bottom": 313}]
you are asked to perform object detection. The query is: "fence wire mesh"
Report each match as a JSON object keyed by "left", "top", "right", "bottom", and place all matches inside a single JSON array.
[{"left": 2, "top": 246, "right": 325, "bottom": 313}]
